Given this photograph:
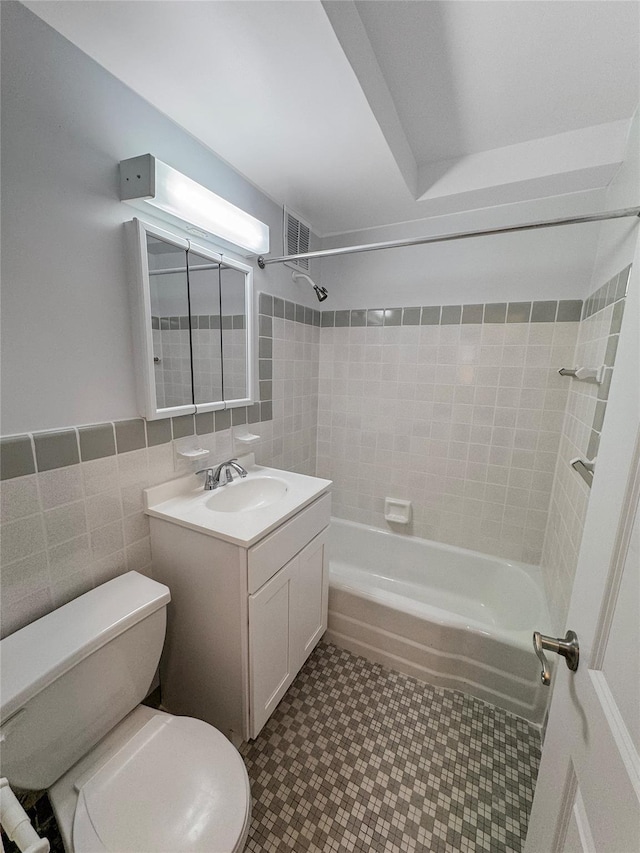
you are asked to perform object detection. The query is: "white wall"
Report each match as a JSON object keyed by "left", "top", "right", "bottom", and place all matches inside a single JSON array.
[
  {"left": 317, "top": 190, "right": 618, "bottom": 311},
  {"left": 0, "top": 2, "right": 319, "bottom": 436},
  {"left": 589, "top": 108, "right": 640, "bottom": 286}
]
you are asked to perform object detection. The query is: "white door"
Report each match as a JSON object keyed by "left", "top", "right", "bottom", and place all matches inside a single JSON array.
[{"left": 525, "top": 263, "right": 639, "bottom": 849}]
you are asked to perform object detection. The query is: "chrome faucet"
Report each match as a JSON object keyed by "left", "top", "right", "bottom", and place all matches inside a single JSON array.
[
  {"left": 213, "top": 459, "right": 248, "bottom": 487},
  {"left": 197, "top": 459, "right": 248, "bottom": 490}
]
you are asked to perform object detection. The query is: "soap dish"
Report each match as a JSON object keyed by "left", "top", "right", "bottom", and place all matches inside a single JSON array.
[
  {"left": 384, "top": 497, "right": 412, "bottom": 524},
  {"left": 235, "top": 433, "right": 260, "bottom": 445},
  {"left": 176, "top": 447, "right": 210, "bottom": 461}
]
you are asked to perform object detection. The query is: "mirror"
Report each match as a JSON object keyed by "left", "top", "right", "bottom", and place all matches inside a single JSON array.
[
  {"left": 147, "top": 234, "right": 197, "bottom": 409},
  {"left": 187, "top": 247, "right": 224, "bottom": 406},
  {"left": 127, "top": 219, "right": 254, "bottom": 420}
]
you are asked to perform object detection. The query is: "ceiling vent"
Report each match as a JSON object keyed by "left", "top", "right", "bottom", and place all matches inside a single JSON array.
[{"left": 283, "top": 207, "right": 311, "bottom": 272}]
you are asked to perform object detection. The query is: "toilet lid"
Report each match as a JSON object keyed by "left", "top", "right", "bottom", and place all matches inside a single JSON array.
[{"left": 72, "top": 715, "right": 250, "bottom": 853}]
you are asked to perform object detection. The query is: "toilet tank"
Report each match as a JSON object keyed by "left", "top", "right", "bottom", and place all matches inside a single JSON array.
[{"left": 0, "top": 572, "right": 170, "bottom": 791}]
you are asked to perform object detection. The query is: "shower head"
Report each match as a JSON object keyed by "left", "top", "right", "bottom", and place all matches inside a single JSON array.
[
  {"left": 313, "top": 285, "right": 328, "bottom": 302},
  {"left": 291, "top": 271, "right": 328, "bottom": 302}
]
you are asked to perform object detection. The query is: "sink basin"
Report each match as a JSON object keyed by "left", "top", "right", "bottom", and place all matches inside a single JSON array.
[
  {"left": 144, "top": 455, "right": 331, "bottom": 546},
  {"left": 205, "top": 476, "right": 288, "bottom": 513}
]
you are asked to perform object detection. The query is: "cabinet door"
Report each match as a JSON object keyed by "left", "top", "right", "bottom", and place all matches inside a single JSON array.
[
  {"left": 248, "top": 559, "right": 296, "bottom": 738},
  {"left": 292, "top": 530, "right": 328, "bottom": 671}
]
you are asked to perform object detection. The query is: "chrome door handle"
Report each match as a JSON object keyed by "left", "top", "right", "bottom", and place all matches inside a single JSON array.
[{"left": 533, "top": 630, "right": 579, "bottom": 686}]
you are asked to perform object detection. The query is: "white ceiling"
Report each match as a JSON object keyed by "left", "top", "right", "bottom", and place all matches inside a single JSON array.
[
  {"left": 23, "top": 0, "right": 640, "bottom": 237},
  {"left": 354, "top": 1, "right": 638, "bottom": 162}
]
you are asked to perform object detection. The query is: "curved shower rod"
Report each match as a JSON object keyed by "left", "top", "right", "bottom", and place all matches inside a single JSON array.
[{"left": 257, "top": 205, "right": 640, "bottom": 269}]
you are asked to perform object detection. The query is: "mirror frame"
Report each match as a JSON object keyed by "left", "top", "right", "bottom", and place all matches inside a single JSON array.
[{"left": 126, "top": 218, "right": 255, "bottom": 420}]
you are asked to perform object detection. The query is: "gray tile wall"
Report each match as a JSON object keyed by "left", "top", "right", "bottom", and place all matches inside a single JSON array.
[
  {"left": 319, "top": 299, "right": 582, "bottom": 328},
  {"left": 317, "top": 311, "right": 580, "bottom": 563},
  {"left": 257, "top": 293, "right": 320, "bottom": 475},
  {"left": 540, "top": 264, "right": 630, "bottom": 631}
]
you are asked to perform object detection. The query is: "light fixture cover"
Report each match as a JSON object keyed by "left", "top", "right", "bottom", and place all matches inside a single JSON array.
[{"left": 119, "top": 154, "right": 269, "bottom": 256}]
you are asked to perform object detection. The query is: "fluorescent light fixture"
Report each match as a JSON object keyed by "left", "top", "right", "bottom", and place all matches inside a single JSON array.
[{"left": 120, "top": 154, "right": 269, "bottom": 256}]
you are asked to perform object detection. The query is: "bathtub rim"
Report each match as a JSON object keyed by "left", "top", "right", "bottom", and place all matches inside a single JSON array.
[
  {"left": 328, "top": 515, "right": 548, "bottom": 585},
  {"left": 328, "top": 515, "right": 552, "bottom": 652}
]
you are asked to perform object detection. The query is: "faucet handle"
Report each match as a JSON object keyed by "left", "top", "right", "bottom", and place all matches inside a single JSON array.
[{"left": 195, "top": 468, "right": 217, "bottom": 490}]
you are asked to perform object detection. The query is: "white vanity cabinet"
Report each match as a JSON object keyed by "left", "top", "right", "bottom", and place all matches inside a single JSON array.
[
  {"left": 249, "top": 530, "right": 328, "bottom": 737},
  {"left": 148, "top": 490, "right": 330, "bottom": 744}
]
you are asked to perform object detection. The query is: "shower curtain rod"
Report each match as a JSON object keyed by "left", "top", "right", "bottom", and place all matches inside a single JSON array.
[
  {"left": 149, "top": 263, "right": 222, "bottom": 275},
  {"left": 257, "top": 206, "right": 640, "bottom": 269}
]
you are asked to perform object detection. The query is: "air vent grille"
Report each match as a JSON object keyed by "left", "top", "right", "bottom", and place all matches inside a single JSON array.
[{"left": 283, "top": 208, "right": 311, "bottom": 272}]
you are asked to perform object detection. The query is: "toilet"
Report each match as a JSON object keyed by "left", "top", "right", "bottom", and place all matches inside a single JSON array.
[{"left": 0, "top": 572, "right": 251, "bottom": 853}]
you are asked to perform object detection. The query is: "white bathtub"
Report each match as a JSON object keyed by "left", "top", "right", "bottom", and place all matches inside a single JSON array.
[{"left": 325, "top": 518, "right": 553, "bottom": 726}]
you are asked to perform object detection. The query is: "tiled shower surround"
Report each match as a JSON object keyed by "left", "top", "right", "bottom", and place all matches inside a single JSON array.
[
  {"left": 541, "top": 266, "right": 629, "bottom": 632},
  {"left": 316, "top": 301, "right": 580, "bottom": 563}
]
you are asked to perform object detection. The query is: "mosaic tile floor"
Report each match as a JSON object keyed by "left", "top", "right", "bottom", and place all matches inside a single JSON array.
[
  {"left": 2, "top": 641, "right": 540, "bottom": 853},
  {"left": 240, "top": 642, "right": 541, "bottom": 853}
]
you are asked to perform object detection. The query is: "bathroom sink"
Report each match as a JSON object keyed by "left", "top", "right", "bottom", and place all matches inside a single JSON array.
[
  {"left": 143, "top": 454, "right": 332, "bottom": 546},
  {"left": 205, "top": 476, "right": 288, "bottom": 513}
]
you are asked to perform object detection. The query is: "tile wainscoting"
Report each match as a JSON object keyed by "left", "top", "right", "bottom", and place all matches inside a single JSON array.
[{"left": 0, "top": 417, "right": 238, "bottom": 638}]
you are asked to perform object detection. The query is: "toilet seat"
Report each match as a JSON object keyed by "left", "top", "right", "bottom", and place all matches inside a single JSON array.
[{"left": 70, "top": 714, "right": 250, "bottom": 853}]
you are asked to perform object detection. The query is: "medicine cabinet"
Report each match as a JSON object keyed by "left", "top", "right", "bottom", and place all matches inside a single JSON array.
[{"left": 126, "top": 218, "right": 255, "bottom": 420}]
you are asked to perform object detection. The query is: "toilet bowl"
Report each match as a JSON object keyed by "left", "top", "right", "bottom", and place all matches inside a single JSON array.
[
  {"left": 0, "top": 572, "right": 251, "bottom": 853},
  {"left": 50, "top": 706, "right": 251, "bottom": 853}
]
